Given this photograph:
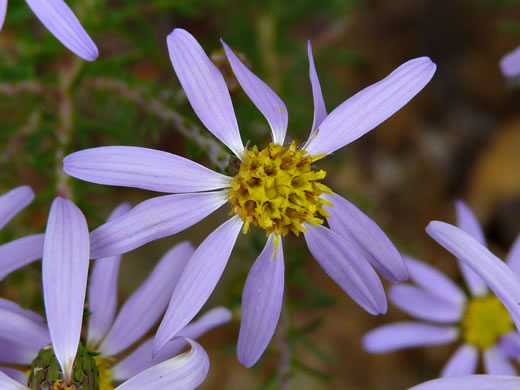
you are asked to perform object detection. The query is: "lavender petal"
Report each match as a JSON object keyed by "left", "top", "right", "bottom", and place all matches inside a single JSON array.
[
  {"left": 500, "top": 47, "right": 520, "bottom": 78},
  {"left": 99, "top": 242, "right": 195, "bottom": 357},
  {"left": 404, "top": 255, "right": 466, "bottom": 305},
  {"left": 455, "top": 201, "right": 488, "bottom": 297},
  {"left": 363, "top": 322, "right": 457, "bottom": 353},
  {"left": 389, "top": 284, "right": 463, "bottom": 323},
  {"left": 483, "top": 345, "right": 516, "bottom": 375},
  {"left": 64, "top": 146, "right": 231, "bottom": 193},
  {"left": 154, "top": 216, "right": 243, "bottom": 355},
  {"left": 305, "top": 57, "right": 436, "bottom": 157},
  {"left": 410, "top": 375, "right": 520, "bottom": 390},
  {"left": 324, "top": 192, "right": 408, "bottom": 283},
  {"left": 221, "top": 40, "right": 287, "bottom": 145},
  {"left": 43, "top": 198, "right": 90, "bottom": 383},
  {"left": 0, "top": 234, "right": 44, "bottom": 281},
  {"left": 114, "top": 339, "right": 209, "bottom": 390},
  {"left": 238, "top": 234, "right": 284, "bottom": 367},
  {"left": 304, "top": 224, "right": 387, "bottom": 315},
  {"left": 112, "top": 307, "right": 231, "bottom": 380},
  {"left": 89, "top": 191, "right": 228, "bottom": 259},
  {"left": 87, "top": 203, "right": 131, "bottom": 347},
  {"left": 25, "top": 0, "right": 98, "bottom": 61},
  {"left": 167, "top": 28, "right": 244, "bottom": 159},
  {"left": 441, "top": 343, "right": 479, "bottom": 377},
  {"left": 0, "top": 186, "right": 34, "bottom": 230}
]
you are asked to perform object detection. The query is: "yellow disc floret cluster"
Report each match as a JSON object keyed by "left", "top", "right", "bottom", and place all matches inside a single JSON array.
[
  {"left": 94, "top": 355, "right": 115, "bottom": 390},
  {"left": 228, "top": 141, "right": 332, "bottom": 237},
  {"left": 462, "top": 296, "right": 513, "bottom": 349}
]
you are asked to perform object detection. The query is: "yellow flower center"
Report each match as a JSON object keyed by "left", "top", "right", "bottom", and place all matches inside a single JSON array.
[
  {"left": 94, "top": 355, "right": 115, "bottom": 390},
  {"left": 462, "top": 296, "right": 513, "bottom": 349},
  {"left": 228, "top": 141, "right": 332, "bottom": 236}
]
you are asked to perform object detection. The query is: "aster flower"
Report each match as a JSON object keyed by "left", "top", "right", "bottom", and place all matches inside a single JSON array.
[
  {"left": 0, "top": 186, "right": 45, "bottom": 281},
  {"left": 500, "top": 46, "right": 520, "bottom": 78},
  {"left": 364, "top": 201, "right": 520, "bottom": 377},
  {"left": 63, "top": 28, "right": 436, "bottom": 366},
  {"left": 0, "top": 0, "right": 98, "bottom": 61},
  {"left": 0, "top": 198, "right": 227, "bottom": 388},
  {"left": 410, "top": 223, "right": 520, "bottom": 389}
]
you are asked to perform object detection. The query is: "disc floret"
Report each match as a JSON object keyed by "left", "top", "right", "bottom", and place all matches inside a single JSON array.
[
  {"left": 228, "top": 141, "right": 332, "bottom": 236},
  {"left": 462, "top": 296, "right": 513, "bottom": 349}
]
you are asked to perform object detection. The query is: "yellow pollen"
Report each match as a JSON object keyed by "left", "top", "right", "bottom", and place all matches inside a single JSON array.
[
  {"left": 94, "top": 355, "right": 115, "bottom": 390},
  {"left": 228, "top": 141, "right": 332, "bottom": 237},
  {"left": 462, "top": 296, "right": 513, "bottom": 350}
]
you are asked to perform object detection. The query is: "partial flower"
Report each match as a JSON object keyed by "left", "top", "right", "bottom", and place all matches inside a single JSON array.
[
  {"left": 63, "top": 28, "right": 436, "bottom": 367},
  {"left": 410, "top": 375, "right": 520, "bottom": 390},
  {"left": 0, "top": 199, "right": 225, "bottom": 389},
  {"left": 0, "top": 0, "right": 98, "bottom": 61},
  {"left": 0, "top": 186, "right": 44, "bottom": 281},
  {"left": 500, "top": 46, "right": 520, "bottom": 78},
  {"left": 0, "top": 339, "right": 209, "bottom": 390},
  {"left": 364, "top": 201, "right": 520, "bottom": 377}
]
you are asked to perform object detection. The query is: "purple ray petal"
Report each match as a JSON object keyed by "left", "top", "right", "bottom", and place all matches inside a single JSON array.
[
  {"left": 0, "top": 0, "right": 7, "bottom": 31},
  {"left": 307, "top": 41, "right": 327, "bottom": 136},
  {"left": 0, "top": 368, "right": 26, "bottom": 385},
  {"left": 0, "top": 307, "right": 49, "bottom": 350},
  {"left": 0, "top": 371, "right": 26, "bottom": 390},
  {"left": 99, "top": 241, "right": 195, "bottom": 357},
  {"left": 324, "top": 192, "right": 408, "bottom": 283},
  {"left": 305, "top": 57, "right": 436, "bottom": 157},
  {"left": 0, "top": 297, "right": 44, "bottom": 324},
  {"left": 304, "top": 224, "right": 387, "bottom": 315},
  {"left": 500, "top": 47, "right": 520, "bottom": 78},
  {"left": 0, "top": 338, "right": 39, "bottom": 365},
  {"left": 483, "top": 345, "right": 517, "bottom": 375},
  {"left": 0, "top": 186, "right": 34, "bottom": 230},
  {"left": 114, "top": 339, "right": 209, "bottom": 390},
  {"left": 363, "top": 322, "right": 458, "bottom": 353},
  {"left": 0, "top": 234, "right": 44, "bottom": 281},
  {"left": 154, "top": 216, "right": 243, "bottom": 355},
  {"left": 238, "top": 234, "right": 284, "bottom": 367},
  {"left": 426, "top": 221, "right": 520, "bottom": 333},
  {"left": 455, "top": 201, "right": 486, "bottom": 245},
  {"left": 455, "top": 201, "right": 488, "bottom": 297},
  {"left": 441, "top": 343, "right": 479, "bottom": 377},
  {"left": 404, "top": 255, "right": 466, "bottom": 306},
  {"left": 167, "top": 28, "right": 243, "bottom": 159},
  {"left": 25, "top": 0, "right": 98, "bottom": 61},
  {"left": 64, "top": 146, "right": 231, "bottom": 193},
  {"left": 410, "top": 375, "right": 520, "bottom": 390},
  {"left": 506, "top": 234, "right": 520, "bottom": 275},
  {"left": 87, "top": 203, "right": 131, "bottom": 347},
  {"left": 221, "top": 40, "right": 287, "bottom": 145},
  {"left": 499, "top": 332, "right": 520, "bottom": 360},
  {"left": 112, "top": 307, "right": 231, "bottom": 381},
  {"left": 43, "top": 198, "right": 90, "bottom": 383},
  {"left": 89, "top": 191, "right": 228, "bottom": 259},
  {"left": 389, "top": 284, "right": 463, "bottom": 323}
]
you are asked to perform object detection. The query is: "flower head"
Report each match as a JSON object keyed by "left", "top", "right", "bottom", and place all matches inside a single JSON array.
[
  {"left": 63, "top": 28, "right": 436, "bottom": 366},
  {"left": 0, "top": 199, "right": 228, "bottom": 388},
  {"left": 364, "top": 201, "right": 520, "bottom": 377},
  {"left": 0, "top": 0, "right": 98, "bottom": 61}
]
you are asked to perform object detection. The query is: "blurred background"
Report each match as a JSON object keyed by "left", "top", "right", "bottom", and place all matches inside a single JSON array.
[{"left": 1, "top": 0, "right": 519, "bottom": 388}]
